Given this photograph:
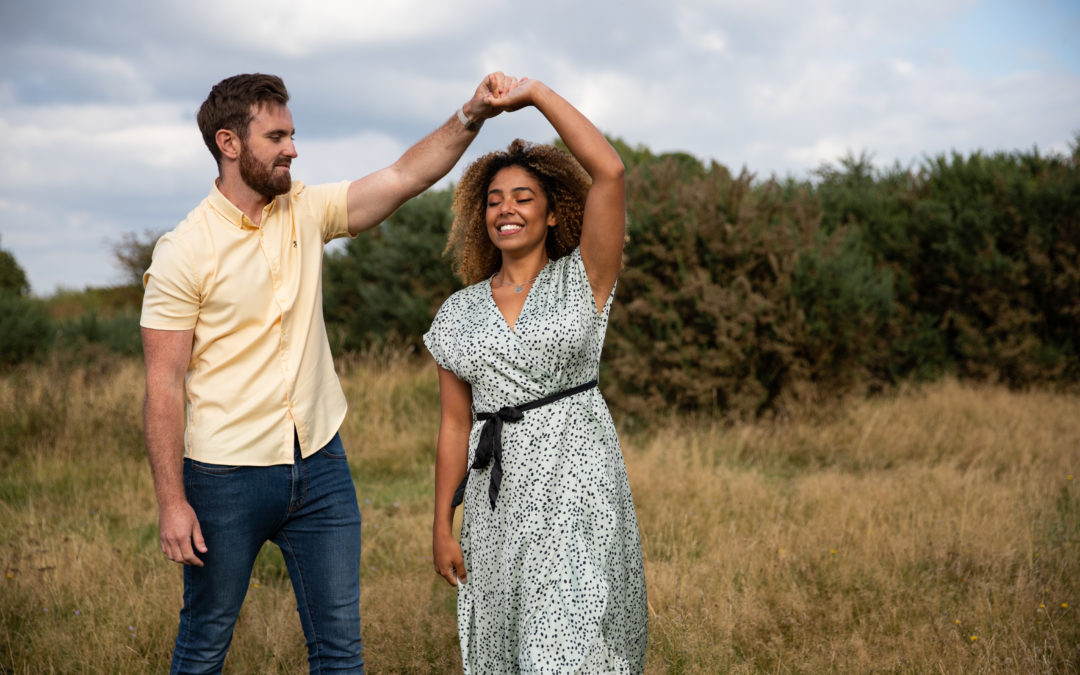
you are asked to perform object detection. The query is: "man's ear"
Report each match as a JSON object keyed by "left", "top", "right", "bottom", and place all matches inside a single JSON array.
[{"left": 216, "top": 129, "right": 240, "bottom": 161}]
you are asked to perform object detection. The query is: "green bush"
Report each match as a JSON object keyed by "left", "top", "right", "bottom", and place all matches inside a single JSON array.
[
  {"left": 789, "top": 226, "right": 896, "bottom": 381},
  {"left": 322, "top": 189, "right": 462, "bottom": 352},
  {"left": 55, "top": 310, "right": 143, "bottom": 357},
  {"left": 312, "top": 140, "right": 1080, "bottom": 418},
  {"left": 817, "top": 148, "right": 1080, "bottom": 386},
  {"left": 0, "top": 291, "right": 53, "bottom": 366},
  {"left": 0, "top": 247, "right": 31, "bottom": 297},
  {"left": 603, "top": 154, "right": 821, "bottom": 417}
]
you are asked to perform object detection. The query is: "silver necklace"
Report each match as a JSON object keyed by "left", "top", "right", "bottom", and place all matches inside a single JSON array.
[{"left": 493, "top": 267, "right": 545, "bottom": 293}]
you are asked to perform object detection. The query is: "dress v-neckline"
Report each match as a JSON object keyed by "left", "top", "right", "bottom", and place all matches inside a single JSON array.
[
  {"left": 489, "top": 280, "right": 531, "bottom": 333},
  {"left": 488, "top": 263, "right": 549, "bottom": 333}
]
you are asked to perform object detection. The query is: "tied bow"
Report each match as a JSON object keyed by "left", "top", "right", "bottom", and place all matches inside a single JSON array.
[
  {"left": 448, "top": 380, "right": 597, "bottom": 512},
  {"left": 451, "top": 406, "right": 524, "bottom": 510}
]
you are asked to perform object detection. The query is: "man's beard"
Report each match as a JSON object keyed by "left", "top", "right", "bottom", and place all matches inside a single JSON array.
[{"left": 239, "top": 145, "right": 292, "bottom": 198}]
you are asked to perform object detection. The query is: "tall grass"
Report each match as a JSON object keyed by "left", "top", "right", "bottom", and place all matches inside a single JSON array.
[{"left": 1, "top": 352, "right": 1076, "bottom": 672}]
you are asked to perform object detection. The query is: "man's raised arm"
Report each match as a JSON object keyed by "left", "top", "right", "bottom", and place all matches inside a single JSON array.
[{"left": 345, "top": 71, "right": 518, "bottom": 235}]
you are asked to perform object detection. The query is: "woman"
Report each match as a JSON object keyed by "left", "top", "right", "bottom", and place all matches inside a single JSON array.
[{"left": 423, "top": 78, "right": 647, "bottom": 672}]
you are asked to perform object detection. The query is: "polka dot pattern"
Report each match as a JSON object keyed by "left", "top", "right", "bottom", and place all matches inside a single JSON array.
[{"left": 424, "top": 248, "right": 648, "bottom": 673}]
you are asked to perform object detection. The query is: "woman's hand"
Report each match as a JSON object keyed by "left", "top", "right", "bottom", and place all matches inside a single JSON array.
[
  {"left": 464, "top": 71, "right": 520, "bottom": 122},
  {"left": 486, "top": 77, "right": 546, "bottom": 113},
  {"left": 434, "top": 530, "right": 467, "bottom": 586}
]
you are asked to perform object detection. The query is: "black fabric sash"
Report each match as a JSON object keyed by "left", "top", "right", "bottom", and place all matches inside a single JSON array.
[{"left": 450, "top": 379, "right": 598, "bottom": 510}]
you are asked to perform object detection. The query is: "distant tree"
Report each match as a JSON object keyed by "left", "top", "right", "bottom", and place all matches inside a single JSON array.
[
  {"left": 0, "top": 236, "right": 31, "bottom": 297},
  {"left": 112, "top": 229, "right": 164, "bottom": 287},
  {"left": 0, "top": 237, "right": 50, "bottom": 365}
]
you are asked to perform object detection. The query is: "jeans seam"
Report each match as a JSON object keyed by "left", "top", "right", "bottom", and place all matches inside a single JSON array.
[
  {"left": 299, "top": 454, "right": 310, "bottom": 512},
  {"left": 172, "top": 574, "right": 193, "bottom": 674},
  {"left": 279, "top": 531, "right": 322, "bottom": 671}
]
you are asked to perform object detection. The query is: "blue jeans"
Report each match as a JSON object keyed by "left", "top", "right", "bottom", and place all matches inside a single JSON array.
[{"left": 170, "top": 432, "right": 364, "bottom": 674}]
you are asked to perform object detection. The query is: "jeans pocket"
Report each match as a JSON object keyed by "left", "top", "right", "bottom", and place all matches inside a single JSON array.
[
  {"left": 321, "top": 446, "right": 348, "bottom": 460},
  {"left": 320, "top": 433, "right": 348, "bottom": 460},
  {"left": 187, "top": 458, "right": 243, "bottom": 476}
]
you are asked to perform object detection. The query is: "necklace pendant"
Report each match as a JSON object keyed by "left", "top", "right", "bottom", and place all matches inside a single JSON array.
[{"left": 514, "top": 284, "right": 524, "bottom": 293}]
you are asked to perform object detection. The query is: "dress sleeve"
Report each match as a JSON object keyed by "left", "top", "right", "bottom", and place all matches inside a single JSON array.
[
  {"left": 423, "top": 299, "right": 457, "bottom": 374},
  {"left": 564, "top": 247, "right": 617, "bottom": 325}
]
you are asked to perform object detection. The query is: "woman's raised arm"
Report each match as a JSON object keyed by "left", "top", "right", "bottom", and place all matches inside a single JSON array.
[{"left": 490, "top": 80, "right": 625, "bottom": 311}]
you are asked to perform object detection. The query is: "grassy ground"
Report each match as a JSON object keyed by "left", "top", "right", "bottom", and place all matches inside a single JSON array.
[{"left": 0, "top": 351, "right": 1076, "bottom": 672}]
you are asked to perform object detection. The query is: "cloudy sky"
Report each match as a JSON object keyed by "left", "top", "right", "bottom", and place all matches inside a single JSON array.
[{"left": 2, "top": 0, "right": 1077, "bottom": 295}]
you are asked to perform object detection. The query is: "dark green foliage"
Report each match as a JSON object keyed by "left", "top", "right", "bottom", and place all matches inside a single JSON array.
[
  {"left": 789, "top": 227, "right": 896, "bottom": 381},
  {"left": 322, "top": 190, "right": 462, "bottom": 352},
  {"left": 32, "top": 139, "right": 1075, "bottom": 417},
  {"left": 604, "top": 156, "right": 816, "bottom": 416},
  {"left": 55, "top": 310, "right": 144, "bottom": 357},
  {"left": 0, "top": 244, "right": 31, "bottom": 297},
  {"left": 312, "top": 140, "right": 1080, "bottom": 418},
  {"left": 0, "top": 291, "right": 53, "bottom": 366},
  {"left": 816, "top": 148, "right": 1080, "bottom": 386}
]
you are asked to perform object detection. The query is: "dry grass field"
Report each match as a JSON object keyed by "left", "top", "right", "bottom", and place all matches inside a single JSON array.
[{"left": 1, "top": 350, "right": 1076, "bottom": 673}]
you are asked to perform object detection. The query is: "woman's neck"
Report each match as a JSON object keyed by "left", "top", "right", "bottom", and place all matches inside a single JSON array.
[{"left": 497, "top": 250, "right": 549, "bottom": 285}]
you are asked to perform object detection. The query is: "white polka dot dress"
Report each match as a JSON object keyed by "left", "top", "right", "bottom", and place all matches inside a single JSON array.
[{"left": 424, "top": 248, "right": 648, "bottom": 673}]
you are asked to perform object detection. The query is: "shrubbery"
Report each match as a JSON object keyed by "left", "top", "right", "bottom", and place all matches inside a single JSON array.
[
  {"left": 10, "top": 139, "right": 1079, "bottom": 417},
  {"left": 322, "top": 190, "right": 461, "bottom": 352},
  {"left": 323, "top": 139, "right": 1080, "bottom": 417},
  {"left": 0, "top": 291, "right": 53, "bottom": 366}
]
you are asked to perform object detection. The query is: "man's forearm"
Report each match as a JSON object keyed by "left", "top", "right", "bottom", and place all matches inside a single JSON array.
[
  {"left": 144, "top": 390, "right": 187, "bottom": 508},
  {"left": 393, "top": 105, "right": 483, "bottom": 197},
  {"left": 346, "top": 72, "right": 516, "bottom": 235}
]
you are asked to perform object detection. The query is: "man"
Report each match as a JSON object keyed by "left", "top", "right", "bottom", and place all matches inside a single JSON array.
[{"left": 140, "top": 71, "right": 516, "bottom": 673}]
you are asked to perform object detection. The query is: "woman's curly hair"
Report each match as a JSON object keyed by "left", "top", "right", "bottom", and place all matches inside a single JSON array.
[{"left": 446, "top": 139, "right": 591, "bottom": 285}]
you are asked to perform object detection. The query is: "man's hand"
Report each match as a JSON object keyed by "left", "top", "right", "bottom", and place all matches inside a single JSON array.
[
  {"left": 159, "top": 499, "right": 207, "bottom": 566},
  {"left": 485, "top": 77, "right": 544, "bottom": 114},
  {"left": 462, "top": 71, "right": 521, "bottom": 123}
]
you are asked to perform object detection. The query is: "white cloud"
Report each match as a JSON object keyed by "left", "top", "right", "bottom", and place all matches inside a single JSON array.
[
  {"left": 193, "top": 0, "right": 491, "bottom": 56},
  {"left": 1, "top": 0, "right": 1077, "bottom": 293},
  {"left": 1, "top": 103, "right": 203, "bottom": 189},
  {"left": 292, "top": 131, "right": 406, "bottom": 185}
]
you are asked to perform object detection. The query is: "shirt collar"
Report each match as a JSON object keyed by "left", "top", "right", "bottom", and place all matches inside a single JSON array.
[{"left": 207, "top": 180, "right": 292, "bottom": 231}]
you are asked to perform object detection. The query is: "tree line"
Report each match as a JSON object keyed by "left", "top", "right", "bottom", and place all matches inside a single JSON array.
[{"left": 3, "top": 138, "right": 1078, "bottom": 418}]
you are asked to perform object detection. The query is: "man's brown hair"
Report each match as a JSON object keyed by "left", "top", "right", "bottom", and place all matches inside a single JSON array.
[{"left": 196, "top": 73, "right": 290, "bottom": 166}]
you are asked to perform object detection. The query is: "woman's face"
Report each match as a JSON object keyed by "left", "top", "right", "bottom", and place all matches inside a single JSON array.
[{"left": 485, "top": 165, "right": 555, "bottom": 256}]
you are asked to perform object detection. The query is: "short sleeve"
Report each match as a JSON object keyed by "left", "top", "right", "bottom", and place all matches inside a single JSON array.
[
  {"left": 141, "top": 233, "right": 200, "bottom": 330},
  {"left": 293, "top": 180, "right": 352, "bottom": 243},
  {"left": 423, "top": 300, "right": 457, "bottom": 373},
  {"left": 564, "top": 247, "right": 616, "bottom": 323}
]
